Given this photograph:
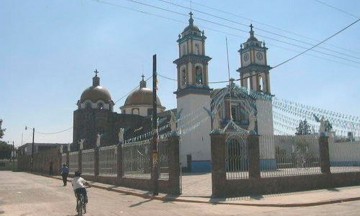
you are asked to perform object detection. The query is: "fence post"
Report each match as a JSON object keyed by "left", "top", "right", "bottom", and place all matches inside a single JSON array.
[
  {"left": 116, "top": 144, "right": 123, "bottom": 184},
  {"left": 319, "top": 135, "right": 331, "bottom": 174},
  {"left": 78, "top": 149, "right": 82, "bottom": 173},
  {"left": 248, "top": 134, "right": 260, "bottom": 179},
  {"left": 95, "top": 147, "right": 99, "bottom": 178},
  {"left": 168, "top": 134, "right": 180, "bottom": 195},
  {"left": 210, "top": 131, "right": 226, "bottom": 197}
]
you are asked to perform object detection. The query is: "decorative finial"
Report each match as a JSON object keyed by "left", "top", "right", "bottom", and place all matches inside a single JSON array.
[
  {"left": 93, "top": 69, "right": 100, "bottom": 86},
  {"left": 250, "top": 24, "right": 254, "bottom": 37},
  {"left": 189, "top": 12, "right": 194, "bottom": 26},
  {"left": 140, "top": 74, "right": 146, "bottom": 88}
]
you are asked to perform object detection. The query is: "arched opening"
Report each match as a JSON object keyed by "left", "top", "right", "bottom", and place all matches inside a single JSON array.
[{"left": 195, "top": 66, "right": 203, "bottom": 84}]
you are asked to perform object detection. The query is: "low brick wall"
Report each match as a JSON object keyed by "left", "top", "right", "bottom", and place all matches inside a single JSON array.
[{"left": 214, "top": 172, "right": 360, "bottom": 197}]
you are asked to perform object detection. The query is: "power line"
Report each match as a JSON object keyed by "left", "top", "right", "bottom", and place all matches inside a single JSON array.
[
  {"left": 114, "top": 75, "right": 153, "bottom": 104},
  {"left": 125, "top": 0, "right": 360, "bottom": 65},
  {"left": 314, "top": 0, "right": 359, "bottom": 19},
  {"left": 90, "top": 0, "right": 360, "bottom": 66},
  {"left": 272, "top": 17, "right": 360, "bottom": 69},
  {"left": 36, "top": 126, "right": 73, "bottom": 135}
]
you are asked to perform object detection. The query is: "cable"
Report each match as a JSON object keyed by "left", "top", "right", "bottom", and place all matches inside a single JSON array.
[
  {"left": 314, "top": 0, "right": 359, "bottom": 19},
  {"left": 36, "top": 126, "right": 73, "bottom": 135},
  {"left": 114, "top": 76, "right": 153, "bottom": 104},
  {"left": 89, "top": 0, "right": 360, "bottom": 66},
  {"left": 272, "top": 17, "right": 360, "bottom": 69}
]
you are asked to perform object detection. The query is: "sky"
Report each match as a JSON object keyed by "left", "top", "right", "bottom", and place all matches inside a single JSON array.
[{"left": 1, "top": 0, "right": 359, "bottom": 147}]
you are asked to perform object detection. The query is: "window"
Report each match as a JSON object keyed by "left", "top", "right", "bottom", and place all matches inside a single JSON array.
[
  {"left": 97, "top": 102, "right": 104, "bottom": 109},
  {"left": 147, "top": 108, "right": 153, "bottom": 116},
  {"left": 85, "top": 102, "right": 91, "bottom": 109},
  {"left": 181, "top": 68, "right": 187, "bottom": 86},
  {"left": 195, "top": 66, "right": 203, "bottom": 84},
  {"left": 132, "top": 108, "right": 139, "bottom": 115}
]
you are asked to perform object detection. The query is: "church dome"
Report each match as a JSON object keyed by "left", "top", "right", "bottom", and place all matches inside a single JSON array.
[
  {"left": 182, "top": 12, "right": 201, "bottom": 35},
  {"left": 124, "top": 75, "right": 163, "bottom": 107},
  {"left": 80, "top": 85, "right": 112, "bottom": 103},
  {"left": 77, "top": 70, "right": 114, "bottom": 110}
]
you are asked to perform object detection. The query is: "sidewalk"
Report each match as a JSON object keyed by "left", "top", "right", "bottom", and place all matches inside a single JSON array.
[{"left": 52, "top": 174, "right": 360, "bottom": 207}]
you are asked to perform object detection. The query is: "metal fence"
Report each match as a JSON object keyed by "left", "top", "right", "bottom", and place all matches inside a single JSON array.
[
  {"left": 82, "top": 149, "right": 94, "bottom": 175},
  {"left": 225, "top": 133, "right": 249, "bottom": 179},
  {"left": 224, "top": 134, "right": 324, "bottom": 179},
  {"left": 122, "top": 140, "right": 151, "bottom": 179},
  {"left": 99, "top": 145, "right": 117, "bottom": 176},
  {"left": 69, "top": 151, "right": 78, "bottom": 174},
  {"left": 61, "top": 153, "right": 67, "bottom": 166},
  {"left": 261, "top": 135, "right": 321, "bottom": 178},
  {"left": 122, "top": 138, "right": 170, "bottom": 180}
]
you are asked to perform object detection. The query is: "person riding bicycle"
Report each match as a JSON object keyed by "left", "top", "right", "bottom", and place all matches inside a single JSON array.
[{"left": 71, "top": 171, "right": 90, "bottom": 204}]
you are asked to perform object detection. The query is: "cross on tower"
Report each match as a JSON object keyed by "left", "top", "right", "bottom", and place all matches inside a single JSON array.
[
  {"left": 250, "top": 24, "right": 253, "bottom": 32},
  {"left": 94, "top": 69, "right": 99, "bottom": 77}
]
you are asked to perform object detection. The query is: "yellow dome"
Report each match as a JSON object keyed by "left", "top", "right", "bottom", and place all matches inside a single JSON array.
[
  {"left": 80, "top": 85, "right": 112, "bottom": 103},
  {"left": 124, "top": 87, "right": 162, "bottom": 106}
]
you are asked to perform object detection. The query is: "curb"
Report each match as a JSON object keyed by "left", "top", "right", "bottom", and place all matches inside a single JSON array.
[{"left": 50, "top": 174, "right": 360, "bottom": 208}]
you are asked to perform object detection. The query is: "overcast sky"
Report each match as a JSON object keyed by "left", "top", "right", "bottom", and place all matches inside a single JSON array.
[{"left": 1, "top": 0, "right": 359, "bottom": 146}]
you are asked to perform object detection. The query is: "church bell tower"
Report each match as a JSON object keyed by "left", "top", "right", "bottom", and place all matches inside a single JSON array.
[
  {"left": 173, "top": 12, "right": 212, "bottom": 172},
  {"left": 237, "top": 24, "right": 271, "bottom": 94}
]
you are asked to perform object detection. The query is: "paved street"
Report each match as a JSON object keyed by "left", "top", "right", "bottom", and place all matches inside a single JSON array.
[{"left": 1, "top": 171, "right": 360, "bottom": 216}]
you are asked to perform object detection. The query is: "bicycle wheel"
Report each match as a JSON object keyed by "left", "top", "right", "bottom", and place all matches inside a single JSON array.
[{"left": 77, "top": 195, "right": 83, "bottom": 216}]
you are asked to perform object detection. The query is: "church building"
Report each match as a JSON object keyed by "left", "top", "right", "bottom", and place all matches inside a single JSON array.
[{"left": 72, "top": 13, "right": 275, "bottom": 171}]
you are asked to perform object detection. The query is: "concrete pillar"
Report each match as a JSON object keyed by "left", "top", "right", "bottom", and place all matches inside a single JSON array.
[
  {"left": 78, "top": 150, "right": 82, "bottom": 173},
  {"left": 168, "top": 134, "right": 180, "bottom": 195},
  {"left": 116, "top": 145, "right": 123, "bottom": 184},
  {"left": 210, "top": 132, "right": 226, "bottom": 197},
  {"left": 95, "top": 147, "right": 99, "bottom": 178},
  {"left": 248, "top": 134, "right": 260, "bottom": 179},
  {"left": 319, "top": 135, "right": 331, "bottom": 174}
]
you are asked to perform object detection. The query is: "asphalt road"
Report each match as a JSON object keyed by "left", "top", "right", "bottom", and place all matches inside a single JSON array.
[{"left": 0, "top": 171, "right": 359, "bottom": 216}]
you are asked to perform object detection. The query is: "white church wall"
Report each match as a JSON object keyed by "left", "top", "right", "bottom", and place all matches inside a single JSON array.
[{"left": 177, "top": 93, "right": 212, "bottom": 171}]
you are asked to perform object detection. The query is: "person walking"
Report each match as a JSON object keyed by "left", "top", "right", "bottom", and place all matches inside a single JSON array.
[{"left": 60, "top": 164, "right": 69, "bottom": 186}]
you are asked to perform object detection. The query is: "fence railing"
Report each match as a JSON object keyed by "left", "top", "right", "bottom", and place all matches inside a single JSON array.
[{"left": 99, "top": 145, "right": 117, "bottom": 176}]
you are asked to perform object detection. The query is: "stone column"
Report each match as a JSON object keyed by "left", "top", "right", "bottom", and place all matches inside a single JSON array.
[
  {"left": 210, "top": 131, "right": 226, "bottom": 197},
  {"left": 168, "top": 134, "right": 180, "bottom": 195},
  {"left": 248, "top": 134, "right": 260, "bottom": 179},
  {"left": 319, "top": 135, "right": 331, "bottom": 174}
]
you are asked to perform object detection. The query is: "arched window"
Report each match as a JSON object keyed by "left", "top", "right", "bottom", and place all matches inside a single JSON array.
[
  {"left": 258, "top": 75, "right": 264, "bottom": 92},
  {"left": 132, "top": 108, "right": 139, "bottom": 115},
  {"left": 97, "top": 102, "right": 104, "bottom": 109},
  {"left": 195, "top": 66, "right": 203, "bottom": 84},
  {"left": 85, "top": 102, "right": 91, "bottom": 109},
  {"left": 181, "top": 68, "right": 187, "bottom": 87}
]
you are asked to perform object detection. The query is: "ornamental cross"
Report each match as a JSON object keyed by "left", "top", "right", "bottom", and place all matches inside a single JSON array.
[{"left": 94, "top": 69, "right": 99, "bottom": 76}]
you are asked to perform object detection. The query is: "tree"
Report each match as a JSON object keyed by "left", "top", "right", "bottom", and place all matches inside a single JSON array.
[
  {"left": 0, "top": 119, "right": 5, "bottom": 139},
  {"left": 295, "top": 119, "right": 311, "bottom": 135},
  {"left": 0, "top": 141, "right": 11, "bottom": 159}
]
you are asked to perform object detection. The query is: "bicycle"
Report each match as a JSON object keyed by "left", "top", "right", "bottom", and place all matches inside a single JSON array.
[{"left": 76, "top": 192, "right": 86, "bottom": 216}]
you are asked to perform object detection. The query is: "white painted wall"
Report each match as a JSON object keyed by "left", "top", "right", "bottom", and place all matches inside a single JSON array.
[
  {"left": 329, "top": 141, "right": 360, "bottom": 162},
  {"left": 177, "top": 93, "right": 211, "bottom": 167}
]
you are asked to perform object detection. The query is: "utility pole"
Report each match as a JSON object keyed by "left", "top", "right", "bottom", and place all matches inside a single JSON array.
[{"left": 152, "top": 54, "right": 159, "bottom": 196}]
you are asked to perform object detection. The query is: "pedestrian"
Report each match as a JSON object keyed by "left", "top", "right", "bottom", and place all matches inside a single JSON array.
[{"left": 60, "top": 164, "right": 69, "bottom": 186}]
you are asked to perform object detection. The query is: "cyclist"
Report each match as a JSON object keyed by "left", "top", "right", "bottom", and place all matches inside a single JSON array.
[{"left": 71, "top": 171, "right": 90, "bottom": 206}]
